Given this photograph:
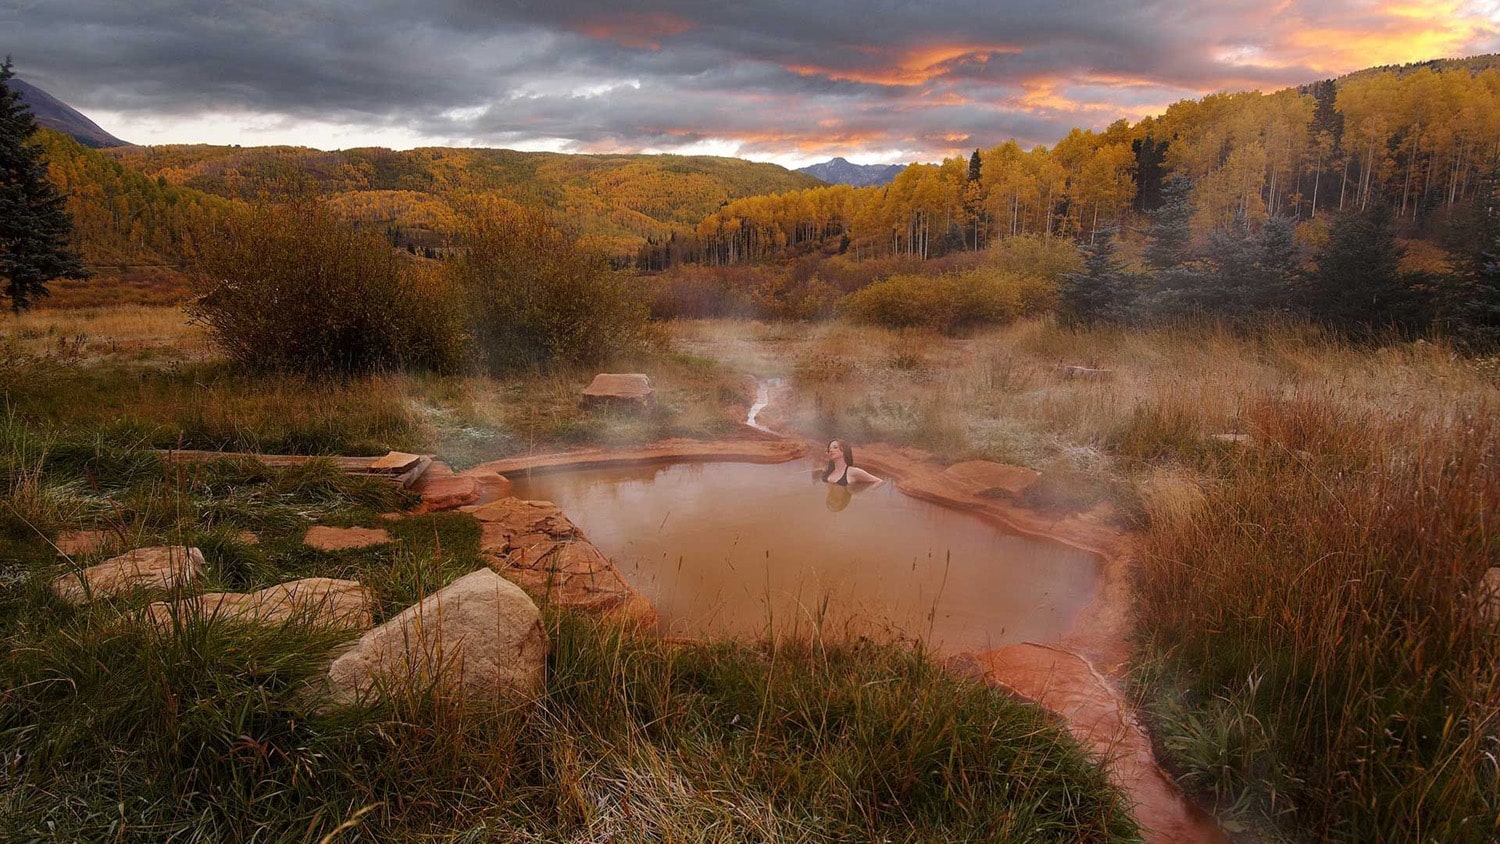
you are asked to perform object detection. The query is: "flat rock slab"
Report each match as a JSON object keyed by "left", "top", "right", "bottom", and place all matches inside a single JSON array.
[
  {"left": 940, "top": 460, "right": 1041, "bottom": 500},
  {"left": 51, "top": 546, "right": 205, "bottom": 605},
  {"left": 54, "top": 529, "right": 118, "bottom": 557},
  {"left": 468, "top": 498, "right": 654, "bottom": 625},
  {"left": 893, "top": 474, "right": 985, "bottom": 510},
  {"left": 304, "top": 526, "right": 392, "bottom": 551},
  {"left": 472, "top": 438, "right": 804, "bottom": 477},
  {"left": 327, "top": 568, "right": 548, "bottom": 704},
  {"left": 468, "top": 498, "right": 579, "bottom": 541},
  {"left": 410, "top": 461, "right": 497, "bottom": 512},
  {"left": 582, "top": 373, "right": 654, "bottom": 404},
  {"left": 369, "top": 451, "right": 425, "bottom": 473},
  {"left": 148, "top": 577, "right": 372, "bottom": 630}
]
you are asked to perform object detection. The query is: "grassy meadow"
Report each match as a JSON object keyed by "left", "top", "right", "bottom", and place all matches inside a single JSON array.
[
  {"left": 0, "top": 304, "right": 1143, "bottom": 842},
  {"left": 5, "top": 294, "right": 1499, "bottom": 841},
  {"left": 0, "top": 445, "right": 1137, "bottom": 842}
]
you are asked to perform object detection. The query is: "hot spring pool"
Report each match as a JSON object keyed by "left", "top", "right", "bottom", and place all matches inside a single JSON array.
[{"left": 508, "top": 460, "right": 1101, "bottom": 652}]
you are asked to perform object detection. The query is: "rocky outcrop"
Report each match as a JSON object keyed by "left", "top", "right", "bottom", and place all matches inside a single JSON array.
[
  {"left": 468, "top": 497, "right": 657, "bottom": 629},
  {"left": 304, "top": 526, "right": 392, "bottom": 551},
  {"left": 327, "top": 568, "right": 547, "bottom": 703},
  {"left": 410, "top": 462, "right": 513, "bottom": 512},
  {"left": 51, "top": 545, "right": 205, "bottom": 604},
  {"left": 147, "top": 577, "right": 372, "bottom": 630}
]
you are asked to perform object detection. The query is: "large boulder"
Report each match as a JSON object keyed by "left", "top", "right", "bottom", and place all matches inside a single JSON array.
[
  {"left": 327, "top": 568, "right": 547, "bottom": 703},
  {"left": 51, "top": 545, "right": 204, "bottom": 604},
  {"left": 148, "top": 577, "right": 372, "bottom": 631}
]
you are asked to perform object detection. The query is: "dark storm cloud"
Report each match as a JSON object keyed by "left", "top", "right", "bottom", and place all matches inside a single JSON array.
[{"left": 5, "top": 0, "right": 1493, "bottom": 161}]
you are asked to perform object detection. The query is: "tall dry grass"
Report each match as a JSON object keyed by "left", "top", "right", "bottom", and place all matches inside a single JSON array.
[
  {"left": 675, "top": 317, "right": 1498, "bottom": 472},
  {"left": 1136, "top": 395, "right": 1499, "bottom": 840}
]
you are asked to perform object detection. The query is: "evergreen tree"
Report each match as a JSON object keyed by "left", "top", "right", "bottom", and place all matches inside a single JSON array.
[
  {"left": 1059, "top": 227, "right": 1133, "bottom": 327},
  {"left": 1249, "top": 216, "right": 1300, "bottom": 313},
  {"left": 1304, "top": 206, "right": 1415, "bottom": 337},
  {"left": 1452, "top": 234, "right": 1500, "bottom": 352},
  {"left": 1143, "top": 176, "right": 1194, "bottom": 271},
  {"left": 963, "top": 149, "right": 984, "bottom": 249},
  {"left": 0, "top": 57, "right": 88, "bottom": 311},
  {"left": 1130, "top": 135, "right": 1170, "bottom": 212},
  {"left": 0, "top": 59, "right": 88, "bottom": 311}
]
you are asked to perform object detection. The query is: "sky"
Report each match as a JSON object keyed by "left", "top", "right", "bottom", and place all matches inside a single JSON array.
[{"left": 5, "top": 0, "right": 1499, "bottom": 168}]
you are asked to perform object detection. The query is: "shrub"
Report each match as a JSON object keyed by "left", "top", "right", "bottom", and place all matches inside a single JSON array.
[
  {"left": 644, "top": 266, "right": 754, "bottom": 319},
  {"left": 446, "top": 205, "right": 648, "bottom": 371},
  {"left": 189, "top": 200, "right": 467, "bottom": 374},
  {"left": 987, "top": 233, "right": 1083, "bottom": 283},
  {"left": 840, "top": 269, "right": 1035, "bottom": 334}
]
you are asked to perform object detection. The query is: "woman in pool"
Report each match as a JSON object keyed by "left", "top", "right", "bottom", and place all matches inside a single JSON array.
[{"left": 823, "top": 439, "right": 883, "bottom": 486}]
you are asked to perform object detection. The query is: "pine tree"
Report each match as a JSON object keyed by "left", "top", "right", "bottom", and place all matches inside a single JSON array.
[
  {"left": 1454, "top": 235, "right": 1500, "bottom": 352},
  {"left": 1059, "top": 227, "right": 1133, "bottom": 327},
  {"left": 1130, "top": 135, "right": 1170, "bottom": 212},
  {"left": 1249, "top": 216, "right": 1300, "bottom": 313},
  {"left": 0, "top": 59, "right": 88, "bottom": 311},
  {"left": 1304, "top": 206, "right": 1414, "bottom": 337},
  {"left": 963, "top": 149, "right": 984, "bottom": 249},
  {"left": 1143, "top": 176, "right": 1194, "bottom": 271}
]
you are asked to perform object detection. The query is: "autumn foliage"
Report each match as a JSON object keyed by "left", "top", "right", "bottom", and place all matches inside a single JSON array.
[{"left": 189, "top": 200, "right": 466, "bottom": 374}]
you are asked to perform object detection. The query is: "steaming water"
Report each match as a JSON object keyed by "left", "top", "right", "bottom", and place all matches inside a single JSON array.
[
  {"left": 509, "top": 461, "right": 1101, "bottom": 652},
  {"left": 745, "top": 378, "right": 778, "bottom": 432}
]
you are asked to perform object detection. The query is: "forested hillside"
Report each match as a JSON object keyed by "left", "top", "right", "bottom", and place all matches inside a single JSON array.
[
  {"left": 104, "top": 145, "right": 822, "bottom": 262},
  {"left": 36, "top": 129, "right": 244, "bottom": 304},
  {"left": 33, "top": 55, "right": 1500, "bottom": 304},
  {"left": 668, "top": 57, "right": 1500, "bottom": 266}
]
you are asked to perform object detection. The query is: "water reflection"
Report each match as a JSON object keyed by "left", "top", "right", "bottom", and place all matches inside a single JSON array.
[{"left": 825, "top": 484, "right": 852, "bottom": 512}]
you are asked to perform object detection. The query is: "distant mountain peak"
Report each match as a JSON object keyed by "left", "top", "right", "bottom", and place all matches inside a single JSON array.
[
  {"left": 11, "top": 78, "right": 129, "bottom": 148},
  {"left": 797, "top": 157, "right": 904, "bottom": 187}
]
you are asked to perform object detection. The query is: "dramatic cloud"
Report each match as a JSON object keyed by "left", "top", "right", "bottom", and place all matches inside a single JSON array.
[{"left": 6, "top": 0, "right": 1497, "bottom": 165}]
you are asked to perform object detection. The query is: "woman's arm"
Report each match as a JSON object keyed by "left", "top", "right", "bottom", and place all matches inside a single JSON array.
[{"left": 847, "top": 466, "right": 883, "bottom": 485}]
